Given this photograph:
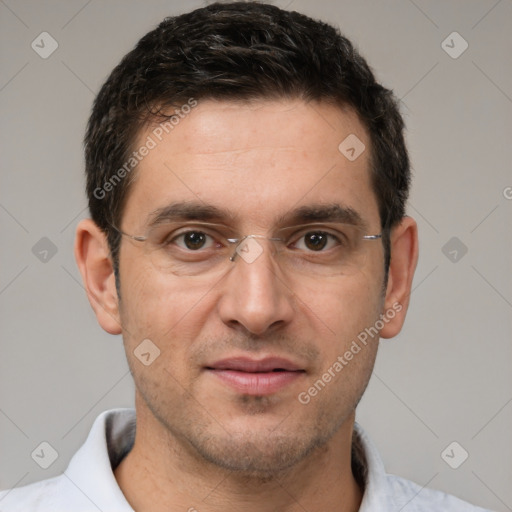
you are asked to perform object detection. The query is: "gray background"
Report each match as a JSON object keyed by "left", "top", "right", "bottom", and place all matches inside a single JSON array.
[{"left": 0, "top": 0, "right": 511, "bottom": 510}]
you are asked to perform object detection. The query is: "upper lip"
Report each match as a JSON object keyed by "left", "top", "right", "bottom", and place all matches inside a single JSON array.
[{"left": 206, "top": 356, "right": 304, "bottom": 373}]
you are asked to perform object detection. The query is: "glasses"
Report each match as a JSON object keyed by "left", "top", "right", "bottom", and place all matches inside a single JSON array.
[{"left": 114, "top": 221, "right": 382, "bottom": 278}]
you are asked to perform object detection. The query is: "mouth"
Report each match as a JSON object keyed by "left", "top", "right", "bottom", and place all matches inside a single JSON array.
[{"left": 205, "top": 356, "right": 306, "bottom": 395}]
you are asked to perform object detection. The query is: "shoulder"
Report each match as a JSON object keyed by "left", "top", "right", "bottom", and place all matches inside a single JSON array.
[
  {"left": 0, "top": 474, "right": 93, "bottom": 511},
  {"left": 385, "top": 473, "right": 493, "bottom": 511},
  {"left": 352, "top": 422, "right": 494, "bottom": 512},
  {"left": 0, "top": 408, "right": 136, "bottom": 511}
]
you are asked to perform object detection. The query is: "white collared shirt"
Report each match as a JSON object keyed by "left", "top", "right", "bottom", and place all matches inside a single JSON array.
[{"left": 0, "top": 408, "right": 492, "bottom": 511}]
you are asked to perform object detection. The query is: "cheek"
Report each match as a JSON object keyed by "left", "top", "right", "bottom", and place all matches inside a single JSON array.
[
  {"left": 293, "top": 274, "right": 383, "bottom": 401},
  {"left": 297, "top": 280, "right": 381, "bottom": 410},
  {"left": 118, "top": 273, "right": 215, "bottom": 402},
  {"left": 118, "top": 261, "right": 214, "bottom": 354},
  {"left": 296, "top": 272, "right": 383, "bottom": 338}
]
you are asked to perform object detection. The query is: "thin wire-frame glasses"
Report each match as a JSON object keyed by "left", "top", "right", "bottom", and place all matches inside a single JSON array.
[{"left": 114, "top": 220, "right": 383, "bottom": 278}]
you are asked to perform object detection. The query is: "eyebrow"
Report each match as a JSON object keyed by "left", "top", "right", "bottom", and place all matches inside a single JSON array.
[
  {"left": 146, "top": 201, "right": 366, "bottom": 230},
  {"left": 276, "top": 203, "right": 366, "bottom": 229},
  {"left": 147, "top": 202, "right": 237, "bottom": 227}
]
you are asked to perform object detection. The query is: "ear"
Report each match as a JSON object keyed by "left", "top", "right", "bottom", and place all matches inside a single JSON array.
[
  {"left": 74, "top": 219, "right": 122, "bottom": 335},
  {"left": 380, "top": 216, "right": 419, "bottom": 339}
]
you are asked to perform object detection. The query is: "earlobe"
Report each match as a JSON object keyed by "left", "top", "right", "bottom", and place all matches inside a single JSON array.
[
  {"left": 380, "top": 216, "right": 419, "bottom": 339},
  {"left": 74, "top": 219, "right": 123, "bottom": 335}
]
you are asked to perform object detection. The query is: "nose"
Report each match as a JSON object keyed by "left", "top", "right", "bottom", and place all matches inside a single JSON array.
[{"left": 217, "top": 238, "right": 295, "bottom": 336}]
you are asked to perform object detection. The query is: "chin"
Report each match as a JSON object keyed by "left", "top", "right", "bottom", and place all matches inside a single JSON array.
[
  {"left": 185, "top": 417, "right": 339, "bottom": 481},
  {"left": 195, "top": 436, "right": 312, "bottom": 478}
]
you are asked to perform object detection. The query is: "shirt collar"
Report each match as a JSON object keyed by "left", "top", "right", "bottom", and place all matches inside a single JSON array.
[
  {"left": 64, "top": 408, "right": 135, "bottom": 511},
  {"left": 353, "top": 422, "right": 398, "bottom": 510}
]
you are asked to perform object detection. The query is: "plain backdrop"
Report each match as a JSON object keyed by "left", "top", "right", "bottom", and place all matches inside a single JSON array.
[{"left": 1, "top": 1, "right": 511, "bottom": 510}]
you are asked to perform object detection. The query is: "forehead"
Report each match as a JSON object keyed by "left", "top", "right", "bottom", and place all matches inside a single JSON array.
[{"left": 122, "top": 99, "right": 379, "bottom": 230}]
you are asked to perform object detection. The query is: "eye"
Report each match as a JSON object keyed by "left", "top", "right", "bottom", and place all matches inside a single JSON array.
[
  {"left": 173, "top": 231, "right": 216, "bottom": 251},
  {"left": 293, "top": 231, "right": 340, "bottom": 252}
]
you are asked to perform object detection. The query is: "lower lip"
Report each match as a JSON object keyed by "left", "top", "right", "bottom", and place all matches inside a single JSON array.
[{"left": 208, "top": 369, "right": 304, "bottom": 395}]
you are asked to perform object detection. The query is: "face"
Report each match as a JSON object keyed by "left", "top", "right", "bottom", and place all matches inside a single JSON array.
[{"left": 117, "top": 99, "right": 386, "bottom": 477}]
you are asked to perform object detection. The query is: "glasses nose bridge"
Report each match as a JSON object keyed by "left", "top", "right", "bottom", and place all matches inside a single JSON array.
[{"left": 228, "top": 234, "right": 283, "bottom": 264}]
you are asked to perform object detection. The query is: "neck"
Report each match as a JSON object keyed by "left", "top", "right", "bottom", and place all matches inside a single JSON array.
[{"left": 115, "top": 400, "right": 363, "bottom": 512}]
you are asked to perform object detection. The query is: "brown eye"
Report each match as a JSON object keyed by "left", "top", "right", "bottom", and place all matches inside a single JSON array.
[
  {"left": 175, "top": 231, "right": 213, "bottom": 251},
  {"left": 184, "top": 232, "right": 206, "bottom": 250},
  {"left": 303, "top": 232, "right": 329, "bottom": 251}
]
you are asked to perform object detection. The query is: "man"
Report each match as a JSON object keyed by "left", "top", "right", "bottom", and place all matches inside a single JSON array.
[{"left": 0, "top": 2, "right": 492, "bottom": 511}]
